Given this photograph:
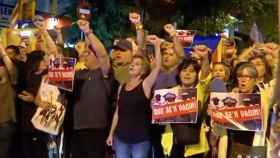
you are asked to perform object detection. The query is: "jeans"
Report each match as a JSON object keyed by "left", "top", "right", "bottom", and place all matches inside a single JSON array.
[
  {"left": 114, "top": 136, "right": 151, "bottom": 158},
  {"left": 0, "top": 121, "right": 15, "bottom": 158}
]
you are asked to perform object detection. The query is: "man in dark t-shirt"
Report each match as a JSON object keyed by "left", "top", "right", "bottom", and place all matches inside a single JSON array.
[{"left": 71, "top": 19, "right": 112, "bottom": 158}]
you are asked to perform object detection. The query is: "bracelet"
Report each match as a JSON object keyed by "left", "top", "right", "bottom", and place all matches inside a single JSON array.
[
  {"left": 135, "top": 23, "right": 143, "bottom": 30},
  {"left": 84, "top": 29, "right": 93, "bottom": 36}
]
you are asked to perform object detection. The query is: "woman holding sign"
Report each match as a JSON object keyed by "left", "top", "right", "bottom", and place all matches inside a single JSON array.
[
  {"left": 106, "top": 35, "right": 161, "bottom": 158},
  {"left": 167, "top": 44, "right": 211, "bottom": 158},
  {"left": 226, "top": 62, "right": 270, "bottom": 157}
]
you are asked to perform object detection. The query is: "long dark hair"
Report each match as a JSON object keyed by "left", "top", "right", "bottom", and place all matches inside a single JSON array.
[
  {"left": 25, "top": 50, "right": 47, "bottom": 80},
  {"left": 176, "top": 58, "right": 201, "bottom": 86},
  {"left": 26, "top": 50, "right": 45, "bottom": 71},
  {"left": 21, "top": 50, "right": 48, "bottom": 95}
]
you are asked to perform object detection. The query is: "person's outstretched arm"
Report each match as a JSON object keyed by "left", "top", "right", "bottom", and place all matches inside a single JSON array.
[
  {"left": 77, "top": 20, "right": 110, "bottom": 76},
  {"left": 193, "top": 45, "right": 210, "bottom": 80},
  {"left": 0, "top": 40, "right": 16, "bottom": 84},
  {"left": 34, "top": 18, "right": 58, "bottom": 56},
  {"left": 143, "top": 35, "right": 162, "bottom": 98},
  {"left": 129, "top": 12, "right": 145, "bottom": 56},
  {"left": 164, "top": 24, "right": 185, "bottom": 58}
]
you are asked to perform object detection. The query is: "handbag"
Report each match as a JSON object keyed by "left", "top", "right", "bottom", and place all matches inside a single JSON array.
[{"left": 171, "top": 123, "right": 200, "bottom": 145}]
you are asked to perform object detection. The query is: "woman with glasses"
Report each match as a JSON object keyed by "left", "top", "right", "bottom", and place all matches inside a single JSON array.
[{"left": 227, "top": 62, "right": 270, "bottom": 157}]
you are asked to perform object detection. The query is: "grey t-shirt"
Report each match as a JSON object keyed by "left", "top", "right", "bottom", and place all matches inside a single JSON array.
[
  {"left": 153, "top": 69, "right": 179, "bottom": 90},
  {"left": 73, "top": 69, "right": 111, "bottom": 130}
]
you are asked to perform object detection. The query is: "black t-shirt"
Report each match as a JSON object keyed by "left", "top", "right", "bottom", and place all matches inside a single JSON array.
[
  {"left": 115, "top": 82, "right": 151, "bottom": 143},
  {"left": 20, "top": 72, "right": 43, "bottom": 133},
  {"left": 73, "top": 69, "right": 112, "bottom": 130},
  {"left": 15, "top": 61, "right": 27, "bottom": 93}
]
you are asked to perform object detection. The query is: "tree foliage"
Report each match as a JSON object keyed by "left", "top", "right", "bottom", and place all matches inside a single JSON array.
[
  {"left": 62, "top": 0, "right": 278, "bottom": 47},
  {"left": 185, "top": 0, "right": 277, "bottom": 41}
]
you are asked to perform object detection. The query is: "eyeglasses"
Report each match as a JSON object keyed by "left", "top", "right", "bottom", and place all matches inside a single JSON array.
[{"left": 237, "top": 75, "right": 254, "bottom": 81}]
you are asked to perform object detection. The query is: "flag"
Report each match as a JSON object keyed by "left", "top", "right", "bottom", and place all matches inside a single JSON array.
[
  {"left": 249, "top": 22, "right": 264, "bottom": 44},
  {"left": 9, "top": 0, "right": 36, "bottom": 27},
  {"left": 184, "top": 35, "right": 221, "bottom": 56}
]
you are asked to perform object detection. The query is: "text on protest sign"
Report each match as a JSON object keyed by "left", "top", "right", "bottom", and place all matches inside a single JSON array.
[
  {"left": 151, "top": 87, "right": 198, "bottom": 124},
  {"left": 208, "top": 92, "right": 262, "bottom": 131}
]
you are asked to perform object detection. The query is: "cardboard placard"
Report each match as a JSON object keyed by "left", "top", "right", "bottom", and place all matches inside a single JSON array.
[
  {"left": 151, "top": 87, "right": 198, "bottom": 124},
  {"left": 208, "top": 92, "right": 262, "bottom": 131}
]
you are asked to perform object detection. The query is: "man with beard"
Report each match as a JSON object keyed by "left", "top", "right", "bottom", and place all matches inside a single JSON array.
[{"left": 111, "top": 12, "right": 144, "bottom": 84}]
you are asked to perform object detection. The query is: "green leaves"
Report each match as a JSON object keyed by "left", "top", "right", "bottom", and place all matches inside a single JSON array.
[{"left": 62, "top": 0, "right": 277, "bottom": 47}]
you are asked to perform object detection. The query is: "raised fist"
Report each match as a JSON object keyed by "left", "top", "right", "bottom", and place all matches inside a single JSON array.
[
  {"left": 146, "top": 35, "right": 161, "bottom": 47},
  {"left": 129, "top": 12, "right": 141, "bottom": 25},
  {"left": 77, "top": 20, "right": 91, "bottom": 33},
  {"left": 193, "top": 44, "right": 210, "bottom": 58},
  {"left": 164, "top": 24, "right": 176, "bottom": 37}
]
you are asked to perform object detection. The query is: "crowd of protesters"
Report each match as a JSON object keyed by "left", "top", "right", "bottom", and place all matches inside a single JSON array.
[{"left": 0, "top": 11, "right": 280, "bottom": 158}]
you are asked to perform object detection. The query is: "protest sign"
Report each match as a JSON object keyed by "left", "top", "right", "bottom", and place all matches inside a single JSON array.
[
  {"left": 48, "top": 57, "right": 76, "bottom": 92},
  {"left": 31, "top": 79, "right": 66, "bottom": 135},
  {"left": 151, "top": 87, "right": 198, "bottom": 124},
  {"left": 208, "top": 92, "right": 262, "bottom": 131}
]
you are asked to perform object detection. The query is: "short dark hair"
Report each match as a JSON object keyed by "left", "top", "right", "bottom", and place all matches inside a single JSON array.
[
  {"left": 176, "top": 58, "right": 201, "bottom": 85},
  {"left": 26, "top": 50, "right": 46, "bottom": 73},
  {"left": 6, "top": 45, "right": 20, "bottom": 55}
]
